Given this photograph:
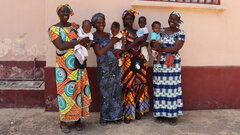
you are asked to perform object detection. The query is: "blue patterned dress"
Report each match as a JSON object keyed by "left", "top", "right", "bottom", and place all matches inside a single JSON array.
[
  {"left": 153, "top": 29, "right": 185, "bottom": 118},
  {"left": 93, "top": 34, "right": 123, "bottom": 121}
]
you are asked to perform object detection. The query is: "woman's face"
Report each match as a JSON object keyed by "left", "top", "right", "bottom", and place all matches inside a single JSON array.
[
  {"left": 168, "top": 14, "right": 180, "bottom": 28},
  {"left": 94, "top": 17, "right": 106, "bottom": 32},
  {"left": 124, "top": 14, "right": 134, "bottom": 28},
  {"left": 58, "top": 6, "right": 70, "bottom": 22}
]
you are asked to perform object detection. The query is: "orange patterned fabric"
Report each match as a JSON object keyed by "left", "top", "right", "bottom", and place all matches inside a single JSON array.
[
  {"left": 48, "top": 23, "right": 91, "bottom": 121},
  {"left": 121, "top": 29, "right": 150, "bottom": 120}
]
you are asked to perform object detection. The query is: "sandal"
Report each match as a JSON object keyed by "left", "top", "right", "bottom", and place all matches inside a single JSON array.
[
  {"left": 135, "top": 113, "right": 141, "bottom": 120},
  {"left": 114, "top": 120, "right": 122, "bottom": 124},
  {"left": 99, "top": 119, "right": 107, "bottom": 126},
  {"left": 60, "top": 122, "right": 70, "bottom": 133},
  {"left": 75, "top": 120, "right": 84, "bottom": 131},
  {"left": 155, "top": 117, "right": 164, "bottom": 124},
  {"left": 124, "top": 118, "right": 130, "bottom": 124},
  {"left": 168, "top": 118, "right": 178, "bottom": 126}
]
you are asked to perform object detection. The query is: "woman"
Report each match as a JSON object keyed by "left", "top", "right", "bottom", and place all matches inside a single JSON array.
[
  {"left": 121, "top": 9, "right": 150, "bottom": 124},
  {"left": 48, "top": 4, "right": 91, "bottom": 133},
  {"left": 153, "top": 11, "right": 185, "bottom": 125},
  {"left": 91, "top": 13, "right": 123, "bottom": 125}
]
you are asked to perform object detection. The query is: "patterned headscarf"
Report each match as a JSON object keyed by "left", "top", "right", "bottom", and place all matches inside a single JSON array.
[
  {"left": 170, "top": 11, "right": 183, "bottom": 27},
  {"left": 91, "top": 13, "right": 105, "bottom": 28},
  {"left": 122, "top": 9, "right": 139, "bottom": 20},
  {"left": 56, "top": 4, "right": 74, "bottom": 16}
]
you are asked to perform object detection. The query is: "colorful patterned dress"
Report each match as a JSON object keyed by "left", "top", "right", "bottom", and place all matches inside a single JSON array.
[
  {"left": 48, "top": 23, "right": 91, "bottom": 121},
  {"left": 121, "top": 29, "right": 150, "bottom": 120},
  {"left": 93, "top": 34, "right": 123, "bottom": 121},
  {"left": 153, "top": 29, "right": 185, "bottom": 118}
]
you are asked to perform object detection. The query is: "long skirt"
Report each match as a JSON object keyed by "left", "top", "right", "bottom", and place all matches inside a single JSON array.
[
  {"left": 122, "top": 53, "right": 150, "bottom": 120},
  {"left": 56, "top": 50, "right": 91, "bottom": 121},
  {"left": 97, "top": 62, "right": 123, "bottom": 121},
  {"left": 153, "top": 53, "right": 183, "bottom": 118}
]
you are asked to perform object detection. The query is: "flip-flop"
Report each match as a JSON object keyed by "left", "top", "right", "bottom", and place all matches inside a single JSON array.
[
  {"left": 155, "top": 117, "right": 164, "bottom": 124},
  {"left": 136, "top": 113, "right": 142, "bottom": 120},
  {"left": 60, "top": 124, "right": 70, "bottom": 133},
  {"left": 124, "top": 119, "right": 130, "bottom": 124},
  {"left": 75, "top": 122, "right": 84, "bottom": 131},
  {"left": 99, "top": 119, "right": 108, "bottom": 126},
  {"left": 114, "top": 120, "right": 122, "bottom": 124},
  {"left": 168, "top": 118, "right": 178, "bottom": 126}
]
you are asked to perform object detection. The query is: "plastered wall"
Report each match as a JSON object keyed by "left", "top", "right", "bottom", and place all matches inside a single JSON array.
[
  {"left": 0, "top": 0, "right": 46, "bottom": 61},
  {"left": 1, "top": 0, "right": 239, "bottom": 67}
]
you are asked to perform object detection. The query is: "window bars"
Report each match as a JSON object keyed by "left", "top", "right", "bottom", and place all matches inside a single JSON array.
[{"left": 144, "top": 0, "right": 220, "bottom": 5}]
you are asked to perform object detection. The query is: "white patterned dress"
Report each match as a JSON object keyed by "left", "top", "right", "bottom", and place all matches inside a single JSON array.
[{"left": 153, "top": 29, "right": 185, "bottom": 118}]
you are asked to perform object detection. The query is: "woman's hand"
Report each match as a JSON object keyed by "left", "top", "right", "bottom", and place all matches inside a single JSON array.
[
  {"left": 112, "top": 49, "right": 122, "bottom": 58},
  {"left": 52, "top": 37, "right": 80, "bottom": 50},
  {"left": 139, "top": 41, "right": 149, "bottom": 47},
  {"left": 157, "top": 46, "right": 163, "bottom": 52},
  {"left": 135, "top": 34, "right": 148, "bottom": 44},
  {"left": 110, "top": 37, "right": 120, "bottom": 45},
  {"left": 78, "top": 37, "right": 90, "bottom": 47}
]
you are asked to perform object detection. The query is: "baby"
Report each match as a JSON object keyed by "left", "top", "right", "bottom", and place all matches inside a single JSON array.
[
  {"left": 137, "top": 16, "right": 149, "bottom": 62},
  {"left": 110, "top": 21, "right": 125, "bottom": 67},
  {"left": 150, "top": 21, "right": 164, "bottom": 68},
  {"left": 74, "top": 20, "right": 93, "bottom": 64}
]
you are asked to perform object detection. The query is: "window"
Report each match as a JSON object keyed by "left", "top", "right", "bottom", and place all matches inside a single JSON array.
[{"left": 144, "top": 0, "right": 220, "bottom": 5}]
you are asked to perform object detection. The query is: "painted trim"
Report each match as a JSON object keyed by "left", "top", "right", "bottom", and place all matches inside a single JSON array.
[
  {"left": 0, "top": 61, "right": 46, "bottom": 80},
  {"left": 182, "top": 66, "right": 240, "bottom": 110},
  {"left": 0, "top": 89, "right": 44, "bottom": 108}
]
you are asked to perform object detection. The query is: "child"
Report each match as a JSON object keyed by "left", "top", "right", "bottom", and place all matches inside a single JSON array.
[
  {"left": 137, "top": 16, "right": 149, "bottom": 62},
  {"left": 110, "top": 21, "right": 125, "bottom": 67},
  {"left": 150, "top": 21, "right": 164, "bottom": 69},
  {"left": 74, "top": 20, "right": 93, "bottom": 65}
]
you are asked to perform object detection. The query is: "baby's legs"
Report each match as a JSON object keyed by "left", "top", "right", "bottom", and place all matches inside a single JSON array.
[
  {"left": 115, "top": 49, "right": 122, "bottom": 59},
  {"left": 115, "top": 49, "right": 123, "bottom": 67},
  {"left": 157, "top": 51, "right": 162, "bottom": 64}
]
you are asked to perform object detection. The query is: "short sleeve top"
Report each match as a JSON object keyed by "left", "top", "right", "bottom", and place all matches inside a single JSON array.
[
  {"left": 150, "top": 32, "right": 161, "bottom": 41},
  {"left": 137, "top": 26, "right": 149, "bottom": 37}
]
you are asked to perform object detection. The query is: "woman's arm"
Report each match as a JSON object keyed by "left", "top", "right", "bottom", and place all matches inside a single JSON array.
[
  {"left": 52, "top": 37, "right": 89, "bottom": 50},
  {"left": 157, "top": 38, "right": 184, "bottom": 53},
  {"left": 138, "top": 34, "right": 148, "bottom": 42},
  {"left": 125, "top": 39, "right": 138, "bottom": 51},
  {"left": 93, "top": 37, "right": 119, "bottom": 56},
  {"left": 121, "top": 36, "right": 126, "bottom": 51},
  {"left": 125, "top": 34, "right": 148, "bottom": 51},
  {"left": 139, "top": 41, "right": 149, "bottom": 48}
]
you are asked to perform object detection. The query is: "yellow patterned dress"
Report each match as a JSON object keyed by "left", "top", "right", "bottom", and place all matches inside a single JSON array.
[
  {"left": 121, "top": 29, "right": 150, "bottom": 120},
  {"left": 48, "top": 23, "right": 91, "bottom": 121}
]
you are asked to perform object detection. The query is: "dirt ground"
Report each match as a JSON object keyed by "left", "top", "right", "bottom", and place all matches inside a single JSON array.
[{"left": 0, "top": 108, "right": 239, "bottom": 135}]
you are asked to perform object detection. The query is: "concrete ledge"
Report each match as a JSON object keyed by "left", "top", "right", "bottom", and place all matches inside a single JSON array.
[
  {"left": 131, "top": 1, "right": 225, "bottom": 10},
  {"left": 0, "top": 81, "right": 44, "bottom": 90}
]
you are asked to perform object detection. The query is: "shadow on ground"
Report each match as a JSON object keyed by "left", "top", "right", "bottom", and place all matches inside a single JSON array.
[{"left": 0, "top": 108, "right": 240, "bottom": 135}]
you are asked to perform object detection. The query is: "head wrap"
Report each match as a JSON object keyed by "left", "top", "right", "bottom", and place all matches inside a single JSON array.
[
  {"left": 170, "top": 11, "right": 183, "bottom": 27},
  {"left": 56, "top": 4, "right": 74, "bottom": 16},
  {"left": 122, "top": 9, "right": 139, "bottom": 20},
  {"left": 91, "top": 13, "right": 105, "bottom": 28}
]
